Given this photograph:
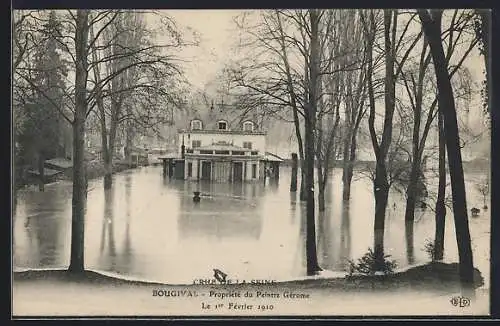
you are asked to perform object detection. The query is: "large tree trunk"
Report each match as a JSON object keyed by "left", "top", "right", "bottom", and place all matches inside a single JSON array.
[
  {"left": 370, "top": 9, "right": 397, "bottom": 272},
  {"left": 434, "top": 111, "right": 446, "bottom": 261},
  {"left": 68, "top": 9, "right": 89, "bottom": 274},
  {"left": 419, "top": 9, "right": 475, "bottom": 296},
  {"left": 305, "top": 9, "right": 321, "bottom": 275}
]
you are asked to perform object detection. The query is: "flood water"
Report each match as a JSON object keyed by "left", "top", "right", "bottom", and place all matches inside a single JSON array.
[{"left": 13, "top": 166, "right": 490, "bottom": 287}]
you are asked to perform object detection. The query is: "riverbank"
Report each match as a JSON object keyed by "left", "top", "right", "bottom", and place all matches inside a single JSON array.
[
  {"left": 85, "top": 159, "right": 135, "bottom": 180},
  {"left": 13, "top": 262, "right": 484, "bottom": 292},
  {"left": 12, "top": 263, "right": 488, "bottom": 316},
  {"left": 15, "top": 159, "right": 139, "bottom": 190}
]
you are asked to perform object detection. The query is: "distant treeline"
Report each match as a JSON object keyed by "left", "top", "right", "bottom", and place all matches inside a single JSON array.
[
  {"left": 280, "top": 157, "right": 489, "bottom": 175},
  {"left": 281, "top": 159, "right": 376, "bottom": 170}
]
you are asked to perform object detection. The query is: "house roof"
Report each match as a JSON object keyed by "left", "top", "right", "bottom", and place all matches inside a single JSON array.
[
  {"left": 196, "top": 143, "right": 252, "bottom": 152},
  {"left": 28, "top": 168, "right": 64, "bottom": 177},
  {"left": 264, "top": 152, "right": 284, "bottom": 162},
  {"left": 45, "top": 158, "right": 73, "bottom": 169},
  {"left": 180, "top": 129, "right": 266, "bottom": 136}
]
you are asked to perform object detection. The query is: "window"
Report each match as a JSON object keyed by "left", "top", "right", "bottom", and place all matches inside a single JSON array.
[
  {"left": 188, "top": 162, "right": 193, "bottom": 177},
  {"left": 243, "top": 142, "right": 252, "bottom": 149},
  {"left": 251, "top": 151, "right": 258, "bottom": 155},
  {"left": 252, "top": 164, "right": 257, "bottom": 179},
  {"left": 200, "top": 150, "right": 213, "bottom": 154},
  {"left": 192, "top": 140, "right": 201, "bottom": 148},
  {"left": 218, "top": 121, "right": 227, "bottom": 130},
  {"left": 215, "top": 150, "right": 230, "bottom": 155},
  {"left": 243, "top": 121, "right": 254, "bottom": 132},
  {"left": 191, "top": 120, "right": 202, "bottom": 130},
  {"left": 232, "top": 151, "right": 245, "bottom": 156}
]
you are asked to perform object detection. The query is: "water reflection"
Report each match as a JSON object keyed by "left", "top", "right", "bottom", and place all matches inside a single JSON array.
[
  {"left": 289, "top": 191, "right": 297, "bottom": 223},
  {"left": 99, "top": 186, "right": 117, "bottom": 269},
  {"left": 121, "top": 174, "right": 133, "bottom": 270},
  {"left": 293, "top": 202, "right": 307, "bottom": 275},
  {"left": 12, "top": 166, "right": 490, "bottom": 285},
  {"left": 14, "top": 187, "right": 70, "bottom": 268},
  {"left": 178, "top": 182, "right": 263, "bottom": 239},
  {"left": 339, "top": 200, "right": 352, "bottom": 271}
]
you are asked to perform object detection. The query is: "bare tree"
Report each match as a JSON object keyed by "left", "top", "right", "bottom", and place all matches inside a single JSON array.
[
  {"left": 14, "top": 9, "right": 193, "bottom": 273},
  {"left": 340, "top": 10, "right": 368, "bottom": 203},
  {"left": 418, "top": 8, "right": 475, "bottom": 297},
  {"left": 476, "top": 177, "right": 489, "bottom": 209},
  {"left": 361, "top": 9, "right": 423, "bottom": 271},
  {"left": 88, "top": 10, "right": 189, "bottom": 189}
]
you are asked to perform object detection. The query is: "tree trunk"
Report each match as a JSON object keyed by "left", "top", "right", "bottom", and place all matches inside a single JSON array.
[
  {"left": 434, "top": 111, "right": 446, "bottom": 261},
  {"left": 341, "top": 135, "right": 353, "bottom": 202},
  {"left": 103, "top": 151, "right": 112, "bottom": 189},
  {"left": 318, "top": 187, "right": 326, "bottom": 212},
  {"left": 343, "top": 128, "right": 359, "bottom": 201},
  {"left": 104, "top": 116, "right": 118, "bottom": 189},
  {"left": 290, "top": 152, "right": 298, "bottom": 192},
  {"left": 340, "top": 201, "right": 351, "bottom": 270},
  {"left": 37, "top": 152, "right": 45, "bottom": 192},
  {"left": 373, "top": 164, "right": 389, "bottom": 270},
  {"left": 478, "top": 10, "right": 490, "bottom": 113},
  {"left": 299, "top": 166, "right": 306, "bottom": 201},
  {"left": 305, "top": 123, "right": 320, "bottom": 275},
  {"left": 68, "top": 9, "right": 89, "bottom": 274},
  {"left": 419, "top": 9, "right": 475, "bottom": 296},
  {"left": 342, "top": 105, "right": 363, "bottom": 202},
  {"left": 369, "top": 9, "right": 397, "bottom": 272},
  {"left": 90, "top": 25, "right": 112, "bottom": 190},
  {"left": 404, "top": 164, "right": 420, "bottom": 265},
  {"left": 104, "top": 188, "right": 116, "bottom": 256},
  {"left": 305, "top": 9, "right": 321, "bottom": 275}
]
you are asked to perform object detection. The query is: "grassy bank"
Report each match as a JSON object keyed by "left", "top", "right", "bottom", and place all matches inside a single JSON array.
[
  {"left": 14, "top": 262, "right": 484, "bottom": 292},
  {"left": 15, "top": 159, "right": 138, "bottom": 189},
  {"left": 85, "top": 159, "right": 135, "bottom": 180},
  {"left": 12, "top": 263, "right": 488, "bottom": 316}
]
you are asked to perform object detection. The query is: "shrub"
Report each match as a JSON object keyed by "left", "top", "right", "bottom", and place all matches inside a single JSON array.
[
  {"left": 423, "top": 238, "right": 436, "bottom": 261},
  {"left": 347, "top": 247, "right": 397, "bottom": 276}
]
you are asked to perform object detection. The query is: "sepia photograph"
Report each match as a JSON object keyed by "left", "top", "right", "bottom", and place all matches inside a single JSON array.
[{"left": 11, "top": 8, "right": 491, "bottom": 317}]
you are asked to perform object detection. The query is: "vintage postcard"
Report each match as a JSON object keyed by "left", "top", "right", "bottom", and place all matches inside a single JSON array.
[{"left": 12, "top": 8, "right": 491, "bottom": 317}]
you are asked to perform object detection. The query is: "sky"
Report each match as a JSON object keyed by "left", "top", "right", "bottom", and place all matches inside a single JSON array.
[
  {"left": 151, "top": 10, "right": 488, "bottom": 158},
  {"left": 161, "top": 10, "right": 240, "bottom": 91},
  {"left": 161, "top": 9, "right": 485, "bottom": 98}
]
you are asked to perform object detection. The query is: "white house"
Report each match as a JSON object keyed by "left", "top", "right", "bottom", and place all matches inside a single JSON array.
[{"left": 177, "top": 118, "right": 269, "bottom": 182}]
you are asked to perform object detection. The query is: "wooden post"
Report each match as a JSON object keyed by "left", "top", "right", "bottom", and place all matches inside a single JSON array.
[
  {"left": 162, "top": 159, "right": 167, "bottom": 177},
  {"left": 290, "top": 153, "right": 298, "bottom": 192}
]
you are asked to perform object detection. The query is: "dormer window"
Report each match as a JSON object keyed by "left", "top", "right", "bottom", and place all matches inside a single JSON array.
[
  {"left": 191, "top": 119, "right": 202, "bottom": 130},
  {"left": 243, "top": 121, "right": 254, "bottom": 132},
  {"left": 218, "top": 120, "right": 228, "bottom": 130}
]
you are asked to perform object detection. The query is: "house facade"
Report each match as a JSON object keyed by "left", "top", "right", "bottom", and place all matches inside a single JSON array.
[{"left": 177, "top": 118, "right": 269, "bottom": 182}]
